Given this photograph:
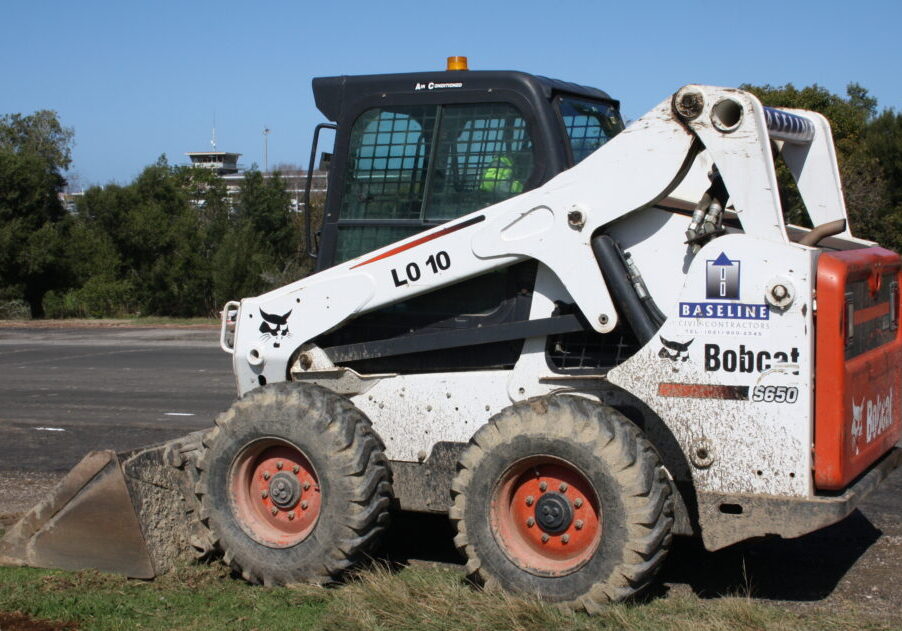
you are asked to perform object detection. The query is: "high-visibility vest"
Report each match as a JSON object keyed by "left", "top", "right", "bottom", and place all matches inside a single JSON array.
[{"left": 480, "top": 156, "right": 523, "bottom": 194}]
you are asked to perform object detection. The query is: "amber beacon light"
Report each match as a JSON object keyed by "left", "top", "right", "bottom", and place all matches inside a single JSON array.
[{"left": 446, "top": 56, "right": 468, "bottom": 71}]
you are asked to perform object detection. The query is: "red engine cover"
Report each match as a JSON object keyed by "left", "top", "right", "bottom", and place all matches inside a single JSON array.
[{"left": 815, "top": 248, "right": 902, "bottom": 490}]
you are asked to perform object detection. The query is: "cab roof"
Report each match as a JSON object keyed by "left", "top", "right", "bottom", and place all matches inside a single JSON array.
[{"left": 313, "top": 70, "right": 617, "bottom": 122}]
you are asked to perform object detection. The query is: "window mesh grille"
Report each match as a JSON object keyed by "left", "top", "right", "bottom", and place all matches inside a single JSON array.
[
  {"left": 340, "top": 106, "right": 437, "bottom": 221},
  {"left": 336, "top": 102, "right": 535, "bottom": 262},
  {"left": 559, "top": 97, "right": 623, "bottom": 164},
  {"left": 426, "top": 104, "right": 533, "bottom": 221},
  {"left": 546, "top": 329, "right": 640, "bottom": 371}
]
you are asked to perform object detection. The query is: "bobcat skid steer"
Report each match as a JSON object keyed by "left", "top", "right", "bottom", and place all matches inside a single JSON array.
[{"left": 3, "top": 58, "right": 900, "bottom": 608}]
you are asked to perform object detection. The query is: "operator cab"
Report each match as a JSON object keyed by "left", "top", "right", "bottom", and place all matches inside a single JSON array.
[{"left": 306, "top": 58, "right": 624, "bottom": 373}]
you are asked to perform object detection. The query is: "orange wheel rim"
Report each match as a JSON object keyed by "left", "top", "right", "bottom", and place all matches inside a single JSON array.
[
  {"left": 229, "top": 439, "right": 321, "bottom": 548},
  {"left": 490, "top": 456, "right": 601, "bottom": 576}
]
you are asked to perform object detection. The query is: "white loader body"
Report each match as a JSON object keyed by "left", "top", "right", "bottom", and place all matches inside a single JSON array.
[{"left": 222, "top": 85, "right": 900, "bottom": 550}]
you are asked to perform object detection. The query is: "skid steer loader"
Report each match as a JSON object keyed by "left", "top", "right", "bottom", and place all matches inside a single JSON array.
[{"left": 3, "top": 57, "right": 900, "bottom": 608}]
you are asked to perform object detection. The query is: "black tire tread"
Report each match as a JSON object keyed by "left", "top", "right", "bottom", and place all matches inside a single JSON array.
[
  {"left": 195, "top": 382, "right": 392, "bottom": 586},
  {"left": 450, "top": 395, "right": 673, "bottom": 609}
]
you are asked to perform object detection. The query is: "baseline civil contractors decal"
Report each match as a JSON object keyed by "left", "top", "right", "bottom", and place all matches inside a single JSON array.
[{"left": 679, "top": 252, "right": 770, "bottom": 321}]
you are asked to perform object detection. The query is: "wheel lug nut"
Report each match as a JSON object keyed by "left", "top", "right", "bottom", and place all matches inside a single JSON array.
[
  {"left": 561, "top": 534, "right": 570, "bottom": 544},
  {"left": 575, "top": 520, "right": 584, "bottom": 530},
  {"left": 574, "top": 498, "right": 583, "bottom": 508},
  {"left": 293, "top": 465, "right": 300, "bottom": 474},
  {"left": 541, "top": 534, "right": 550, "bottom": 543},
  {"left": 263, "top": 472, "right": 271, "bottom": 480},
  {"left": 261, "top": 490, "right": 268, "bottom": 499},
  {"left": 559, "top": 482, "right": 568, "bottom": 492},
  {"left": 288, "top": 511, "right": 295, "bottom": 520},
  {"left": 276, "top": 461, "right": 283, "bottom": 470},
  {"left": 525, "top": 495, "right": 534, "bottom": 506},
  {"left": 271, "top": 507, "right": 278, "bottom": 515},
  {"left": 303, "top": 481, "right": 311, "bottom": 490},
  {"left": 539, "top": 481, "right": 548, "bottom": 492},
  {"left": 301, "top": 501, "right": 308, "bottom": 510},
  {"left": 526, "top": 517, "right": 535, "bottom": 527}
]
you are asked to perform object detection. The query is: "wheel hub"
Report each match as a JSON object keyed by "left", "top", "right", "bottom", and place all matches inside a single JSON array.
[
  {"left": 268, "top": 472, "right": 301, "bottom": 509},
  {"left": 491, "top": 457, "right": 602, "bottom": 576},
  {"left": 229, "top": 441, "right": 321, "bottom": 548},
  {"left": 534, "top": 492, "right": 572, "bottom": 534}
]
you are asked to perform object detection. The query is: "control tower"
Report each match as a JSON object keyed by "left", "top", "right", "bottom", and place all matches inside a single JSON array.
[{"left": 185, "top": 150, "right": 241, "bottom": 175}]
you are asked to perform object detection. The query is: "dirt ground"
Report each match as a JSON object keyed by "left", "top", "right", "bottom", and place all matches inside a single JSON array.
[{"left": 0, "top": 611, "right": 77, "bottom": 631}]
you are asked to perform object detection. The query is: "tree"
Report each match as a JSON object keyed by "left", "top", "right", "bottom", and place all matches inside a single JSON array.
[
  {"left": 67, "top": 157, "right": 217, "bottom": 317},
  {"left": 0, "top": 110, "right": 74, "bottom": 172},
  {"left": 863, "top": 109, "right": 902, "bottom": 209},
  {"left": 0, "top": 110, "right": 73, "bottom": 316},
  {"left": 58, "top": 160, "right": 307, "bottom": 318},
  {"left": 236, "top": 168, "right": 294, "bottom": 253},
  {"left": 741, "top": 83, "right": 898, "bottom": 250},
  {"left": 209, "top": 167, "right": 303, "bottom": 306}
]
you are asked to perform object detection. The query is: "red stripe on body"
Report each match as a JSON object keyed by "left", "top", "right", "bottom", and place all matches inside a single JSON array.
[
  {"left": 349, "top": 215, "right": 485, "bottom": 269},
  {"left": 657, "top": 383, "right": 749, "bottom": 400}
]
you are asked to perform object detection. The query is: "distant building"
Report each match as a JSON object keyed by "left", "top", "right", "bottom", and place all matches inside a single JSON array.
[
  {"left": 185, "top": 151, "right": 242, "bottom": 175},
  {"left": 184, "top": 147, "right": 329, "bottom": 212},
  {"left": 59, "top": 191, "right": 83, "bottom": 213},
  {"left": 222, "top": 169, "right": 329, "bottom": 212}
]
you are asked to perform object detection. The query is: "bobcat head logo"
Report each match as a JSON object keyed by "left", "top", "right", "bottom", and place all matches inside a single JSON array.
[
  {"left": 658, "top": 336, "right": 694, "bottom": 372},
  {"left": 259, "top": 309, "right": 292, "bottom": 348}
]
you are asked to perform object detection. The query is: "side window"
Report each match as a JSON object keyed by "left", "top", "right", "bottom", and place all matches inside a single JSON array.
[
  {"left": 558, "top": 97, "right": 624, "bottom": 164},
  {"left": 336, "top": 106, "right": 436, "bottom": 261},
  {"left": 425, "top": 103, "right": 534, "bottom": 221},
  {"left": 340, "top": 106, "right": 437, "bottom": 221}
]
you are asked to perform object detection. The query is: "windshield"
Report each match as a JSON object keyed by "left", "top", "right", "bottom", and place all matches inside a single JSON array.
[{"left": 558, "top": 96, "right": 624, "bottom": 164}]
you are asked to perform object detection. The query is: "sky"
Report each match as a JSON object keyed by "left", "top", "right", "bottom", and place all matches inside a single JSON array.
[{"left": 2, "top": 0, "right": 900, "bottom": 189}]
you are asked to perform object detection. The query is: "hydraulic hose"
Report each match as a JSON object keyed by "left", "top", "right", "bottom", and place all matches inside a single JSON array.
[{"left": 591, "top": 234, "right": 660, "bottom": 345}]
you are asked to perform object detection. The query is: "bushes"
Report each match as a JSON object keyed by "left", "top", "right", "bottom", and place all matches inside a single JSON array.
[
  {"left": 43, "top": 276, "right": 136, "bottom": 319},
  {"left": 0, "top": 298, "right": 30, "bottom": 320},
  {"left": 42, "top": 161, "right": 306, "bottom": 319}
]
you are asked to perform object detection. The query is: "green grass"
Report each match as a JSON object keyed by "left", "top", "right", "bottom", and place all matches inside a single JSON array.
[
  {"left": 0, "top": 563, "right": 895, "bottom": 631},
  {"left": 0, "top": 565, "right": 325, "bottom": 631}
]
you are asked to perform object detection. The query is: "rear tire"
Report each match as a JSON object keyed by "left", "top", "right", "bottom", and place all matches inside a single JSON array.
[
  {"left": 196, "top": 383, "right": 392, "bottom": 585},
  {"left": 450, "top": 396, "right": 672, "bottom": 609}
]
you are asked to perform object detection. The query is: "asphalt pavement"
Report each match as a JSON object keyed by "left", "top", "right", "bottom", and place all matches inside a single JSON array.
[{"left": 0, "top": 326, "right": 235, "bottom": 473}]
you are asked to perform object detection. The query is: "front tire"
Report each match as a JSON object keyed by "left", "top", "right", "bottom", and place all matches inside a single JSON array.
[
  {"left": 450, "top": 396, "right": 672, "bottom": 609},
  {"left": 196, "top": 383, "right": 392, "bottom": 585}
]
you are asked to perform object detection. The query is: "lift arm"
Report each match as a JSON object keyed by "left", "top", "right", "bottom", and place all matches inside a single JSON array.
[{"left": 227, "top": 85, "right": 850, "bottom": 394}]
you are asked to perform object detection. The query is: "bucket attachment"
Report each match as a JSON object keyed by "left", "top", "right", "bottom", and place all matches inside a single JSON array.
[
  {"left": 0, "top": 432, "right": 212, "bottom": 578},
  {"left": 0, "top": 451, "right": 155, "bottom": 577}
]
